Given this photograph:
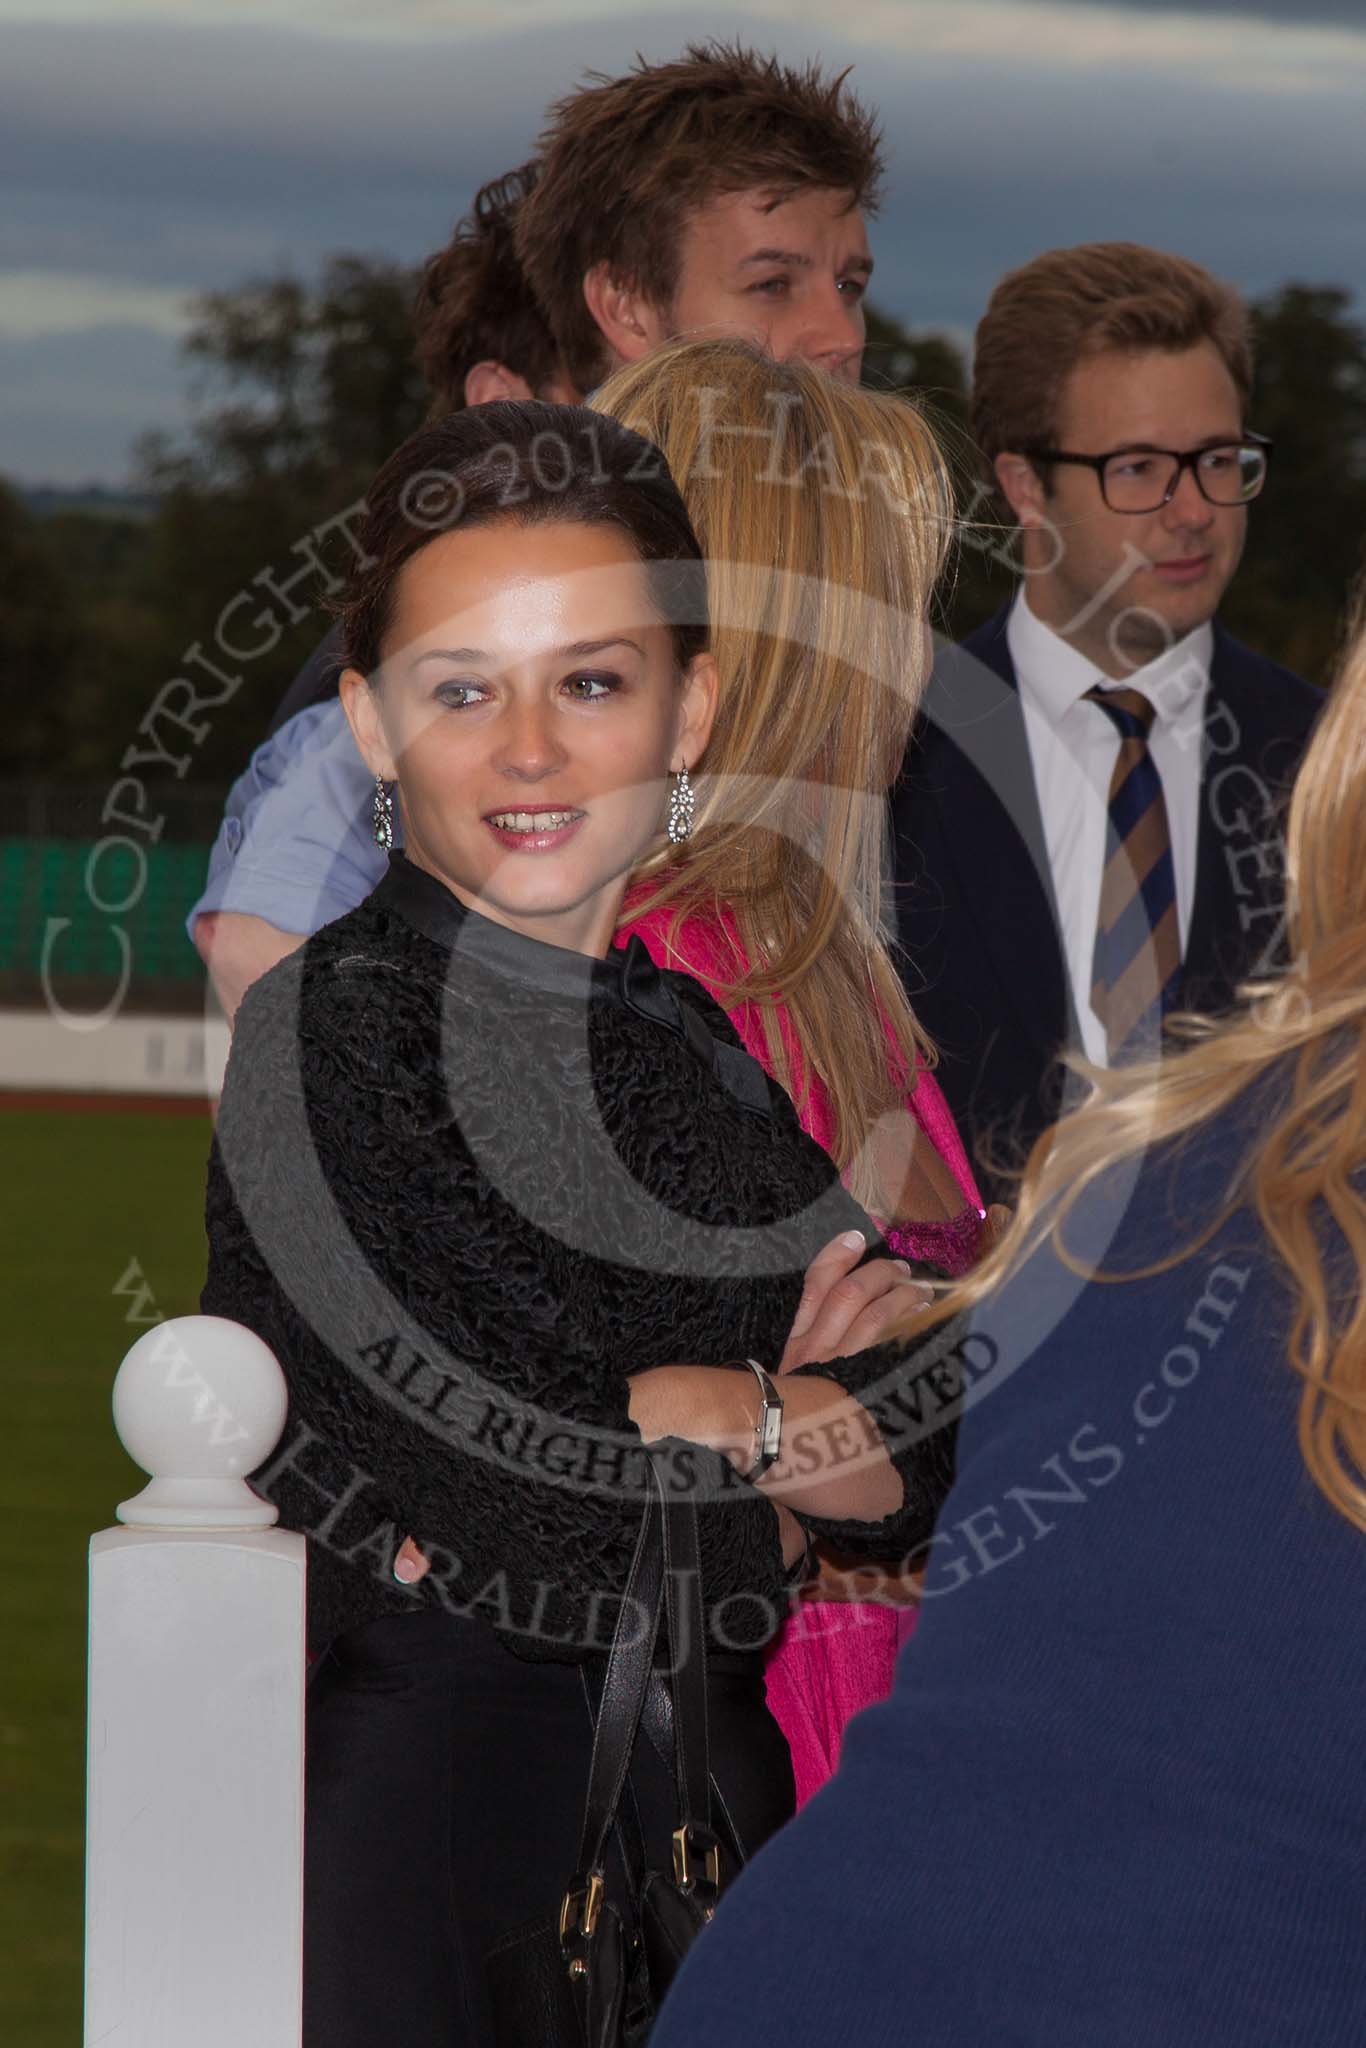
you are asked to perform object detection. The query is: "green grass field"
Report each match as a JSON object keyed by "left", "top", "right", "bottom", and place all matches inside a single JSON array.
[{"left": 1, "top": 1104, "right": 213, "bottom": 2048}]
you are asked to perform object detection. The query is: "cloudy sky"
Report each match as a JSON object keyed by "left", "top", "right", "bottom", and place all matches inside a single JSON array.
[{"left": 4, "top": 0, "right": 1365, "bottom": 486}]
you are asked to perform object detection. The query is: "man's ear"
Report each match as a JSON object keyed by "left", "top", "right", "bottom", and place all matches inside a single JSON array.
[
  {"left": 675, "top": 651, "right": 719, "bottom": 773},
  {"left": 582, "top": 261, "right": 667, "bottom": 368},
  {"left": 463, "top": 359, "right": 536, "bottom": 407},
  {"left": 339, "top": 667, "right": 397, "bottom": 782},
  {"left": 994, "top": 451, "right": 1048, "bottom": 528}
]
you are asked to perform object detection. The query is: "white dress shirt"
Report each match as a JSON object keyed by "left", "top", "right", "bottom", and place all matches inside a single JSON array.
[{"left": 1006, "top": 587, "right": 1212, "bottom": 1067}]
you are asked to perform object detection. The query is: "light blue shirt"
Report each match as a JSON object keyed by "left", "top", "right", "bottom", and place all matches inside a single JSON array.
[{"left": 189, "top": 699, "right": 392, "bottom": 939}]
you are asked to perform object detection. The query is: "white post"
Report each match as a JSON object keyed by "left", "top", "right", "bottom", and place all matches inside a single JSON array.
[{"left": 85, "top": 1316, "right": 307, "bottom": 2048}]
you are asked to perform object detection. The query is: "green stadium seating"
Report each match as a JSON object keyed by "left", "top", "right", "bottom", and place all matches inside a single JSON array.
[{"left": 0, "top": 837, "right": 210, "bottom": 985}]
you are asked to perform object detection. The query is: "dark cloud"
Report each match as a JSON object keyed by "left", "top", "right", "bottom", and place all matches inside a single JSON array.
[
  {"left": 1051, "top": 0, "right": 1366, "bottom": 25},
  {"left": 4, "top": 6, "right": 1364, "bottom": 483}
]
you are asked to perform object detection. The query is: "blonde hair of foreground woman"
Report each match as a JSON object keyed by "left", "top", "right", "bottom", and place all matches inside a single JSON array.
[
  {"left": 594, "top": 338, "right": 954, "bottom": 1209},
  {"left": 910, "top": 601, "right": 1364, "bottom": 1534}
]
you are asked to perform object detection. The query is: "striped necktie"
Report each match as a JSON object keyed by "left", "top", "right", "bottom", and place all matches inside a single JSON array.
[{"left": 1085, "top": 686, "right": 1181, "bottom": 1061}]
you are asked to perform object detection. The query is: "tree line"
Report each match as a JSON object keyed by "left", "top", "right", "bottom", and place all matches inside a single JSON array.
[{"left": 3, "top": 259, "right": 1364, "bottom": 799}]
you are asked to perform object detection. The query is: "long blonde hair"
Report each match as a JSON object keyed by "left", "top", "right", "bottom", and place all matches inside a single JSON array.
[
  {"left": 593, "top": 339, "right": 954, "bottom": 1205},
  {"left": 924, "top": 606, "right": 1362, "bottom": 1532}
]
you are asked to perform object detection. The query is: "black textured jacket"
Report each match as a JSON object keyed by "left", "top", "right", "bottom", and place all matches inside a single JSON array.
[{"left": 203, "top": 855, "right": 961, "bottom": 1659}]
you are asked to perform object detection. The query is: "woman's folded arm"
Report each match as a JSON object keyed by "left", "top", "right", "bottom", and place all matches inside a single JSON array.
[
  {"left": 778, "top": 1316, "right": 966, "bottom": 1559},
  {"left": 625, "top": 1319, "right": 963, "bottom": 1562}
]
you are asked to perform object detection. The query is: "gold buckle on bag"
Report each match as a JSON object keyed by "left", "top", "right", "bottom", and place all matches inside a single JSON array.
[
  {"left": 559, "top": 1870, "right": 605, "bottom": 1944},
  {"left": 671, "top": 1825, "right": 721, "bottom": 1893}
]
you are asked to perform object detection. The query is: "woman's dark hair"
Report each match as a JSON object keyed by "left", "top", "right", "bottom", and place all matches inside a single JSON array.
[{"left": 334, "top": 401, "right": 708, "bottom": 679}]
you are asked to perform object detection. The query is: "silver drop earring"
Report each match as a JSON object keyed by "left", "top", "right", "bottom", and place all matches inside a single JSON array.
[
  {"left": 373, "top": 776, "right": 395, "bottom": 851},
  {"left": 666, "top": 764, "right": 695, "bottom": 846}
]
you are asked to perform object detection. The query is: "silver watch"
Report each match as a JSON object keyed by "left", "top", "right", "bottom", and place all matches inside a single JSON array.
[{"left": 740, "top": 1357, "right": 783, "bottom": 1480}]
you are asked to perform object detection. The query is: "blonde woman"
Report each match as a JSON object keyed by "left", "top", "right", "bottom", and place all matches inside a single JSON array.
[
  {"left": 601, "top": 339, "right": 978, "bottom": 1241},
  {"left": 653, "top": 616, "right": 1361, "bottom": 2048},
  {"left": 592, "top": 339, "right": 988, "bottom": 1799}
]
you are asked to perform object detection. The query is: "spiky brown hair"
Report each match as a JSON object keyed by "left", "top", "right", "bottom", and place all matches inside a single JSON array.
[{"left": 515, "top": 41, "right": 883, "bottom": 392}]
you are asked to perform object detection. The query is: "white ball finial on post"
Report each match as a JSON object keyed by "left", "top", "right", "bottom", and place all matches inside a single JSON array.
[
  {"left": 86, "top": 1316, "right": 307, "bottom": 2047},
  {"left": 113, "top": 1313, "right": 287, "bottom": 1527}
]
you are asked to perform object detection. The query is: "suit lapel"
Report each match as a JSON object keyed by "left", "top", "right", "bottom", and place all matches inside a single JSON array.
[{"left": 917, "top": 606, "right": 1075, "bottom": 1057}]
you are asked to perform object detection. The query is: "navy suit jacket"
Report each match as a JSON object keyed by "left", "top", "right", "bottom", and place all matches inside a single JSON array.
[{"left": 891, "top": 603, "right": 1321, "bottom": 1199}]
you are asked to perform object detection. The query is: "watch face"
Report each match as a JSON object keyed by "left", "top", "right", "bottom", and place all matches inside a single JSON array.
[{"left": 743, "top": 1360, "right": 782, "bottom": 1476}]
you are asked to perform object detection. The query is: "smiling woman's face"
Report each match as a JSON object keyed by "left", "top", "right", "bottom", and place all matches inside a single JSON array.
[{"left": 340, "top": 518, "right": 716, "bottom": 957}]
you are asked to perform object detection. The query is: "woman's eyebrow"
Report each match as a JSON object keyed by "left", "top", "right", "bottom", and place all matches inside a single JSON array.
[
  {"left": 412, "top": 635, "right": 646, "bottom": 667},
  {"left": 557, "top": 636, "right": 646, "bottom": 660},
  {"left": 413, "top": 647, "right": 489, "bottom": 666}
]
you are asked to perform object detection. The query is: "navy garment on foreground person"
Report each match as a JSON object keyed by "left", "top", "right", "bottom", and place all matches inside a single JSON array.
[
  {"left": 894, "top": 604, "right": 1319, "bottom": 1201},
  {"left": 651, "top": 1078, "right": 1366, "bottom": 2048}
]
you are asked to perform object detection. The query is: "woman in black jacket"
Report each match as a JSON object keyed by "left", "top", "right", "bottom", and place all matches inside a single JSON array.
[{"left": 202, "top": 400, "right": 956, "bottom": 2047}]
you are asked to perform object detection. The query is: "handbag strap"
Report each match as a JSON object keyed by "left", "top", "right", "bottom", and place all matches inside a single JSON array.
[
  {"left": 657, "top": 1485, "right": 717, "bottom": 1889},
  {"left": 639, "top": 1673, "right": 749, "bottom": 1866},
  {"left": 582, "top": 1471, "right": 665, "bottom": 1874},
  {"left": 561, "top": 1455, "right": 666, "bottom": 1946},
  {"left": 651, "top": 1466, "right": 724, "bottom": 1892},
  {"left": 561, "top": 1448, "right": 731, "bottom": 1950}
]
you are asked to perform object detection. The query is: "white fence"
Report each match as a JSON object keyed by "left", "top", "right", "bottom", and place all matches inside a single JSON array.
[
  {"left": 85, "top": 1317, "right": 305, "bottom": 2046},
  {"left": 2, "top": 1010, "right": 228, "bottom": 1097}
]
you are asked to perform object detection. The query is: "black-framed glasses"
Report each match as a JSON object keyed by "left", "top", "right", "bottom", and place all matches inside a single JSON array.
[{"left": 1025, "top": 431, "right": 1273, "bottom": 514}]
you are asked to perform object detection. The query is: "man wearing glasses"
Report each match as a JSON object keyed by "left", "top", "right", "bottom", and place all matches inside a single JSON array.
[{"left": 893, "top": 241, "right": 1320, "bottom": 1197}]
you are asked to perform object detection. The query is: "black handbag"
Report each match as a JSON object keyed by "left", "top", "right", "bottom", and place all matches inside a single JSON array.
[{"left": 485, "top": 1449, "right": 740, "bottom": 2047}]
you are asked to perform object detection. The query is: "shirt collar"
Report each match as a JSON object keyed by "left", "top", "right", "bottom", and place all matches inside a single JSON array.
[{"left": 1007, "top": 585, "right": 1213, "bottom": 731}]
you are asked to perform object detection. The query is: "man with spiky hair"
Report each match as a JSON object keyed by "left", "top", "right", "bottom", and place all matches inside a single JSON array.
[
  {"left": 192, "top": 42, "right": 887, "bottom": 1017},
  {"left": 516, "top": 41, "right": 882, "bottom": 394}
]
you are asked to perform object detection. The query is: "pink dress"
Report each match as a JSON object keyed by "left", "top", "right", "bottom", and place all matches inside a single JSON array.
[{"left": 617, "top": 901, "right": 984, "bottom": 1804}]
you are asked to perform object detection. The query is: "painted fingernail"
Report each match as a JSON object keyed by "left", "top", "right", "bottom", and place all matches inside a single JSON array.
[
  {"left": 394, "top": 1554, "right": 420, "bottom": 1584},
  {"left": 841, "top": 1230, "right": 866, "bottom": 1251}
]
